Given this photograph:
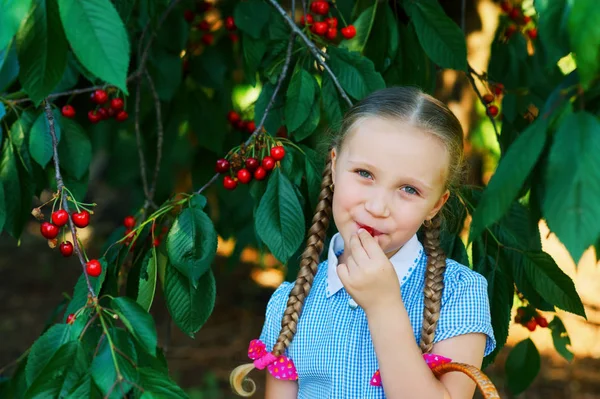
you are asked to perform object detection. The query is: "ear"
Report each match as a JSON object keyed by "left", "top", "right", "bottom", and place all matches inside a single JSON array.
[
  {"left": 425, "top": 189, "right": 450, "bottom": 221},
  {"left": 330, "top": 148, "right": 338, "bottom": 182}
]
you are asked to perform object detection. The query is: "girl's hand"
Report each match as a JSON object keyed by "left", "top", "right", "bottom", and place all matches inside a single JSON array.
[{"left": 337, "top": 228, "right": 402, "bottom": 314}]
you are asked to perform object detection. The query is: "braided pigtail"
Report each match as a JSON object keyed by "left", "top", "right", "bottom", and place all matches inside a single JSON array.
[
  {"left": 419, "top": 214, "right": 447, "bottom": 354},
  {"left": 230, "top": 150, "right": 334, "bottom": 396}
]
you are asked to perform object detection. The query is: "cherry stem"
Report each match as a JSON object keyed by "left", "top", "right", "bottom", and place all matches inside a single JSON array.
[
  {"left": 44, "top": 100, "right": 96, "bottom": 298},
  {"left": 330, "top": 1, "right": 349, "bottom": 27},
  {"left": 267, "top": 0, "right": 353, "bottom": 108},
  {"left": 78, "top": 312, "right": 99, "bottom": 340},
  {"left": 467, "top": 64, "right": 500, "bottom": 141}
]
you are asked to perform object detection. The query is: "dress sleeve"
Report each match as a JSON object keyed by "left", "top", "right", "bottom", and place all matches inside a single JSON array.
[
  {"left": 258, "top": 281, "right": 294, "bottom": 354},
  {"left": 433, "top": 264, "right": 497, "bottom": 356}
]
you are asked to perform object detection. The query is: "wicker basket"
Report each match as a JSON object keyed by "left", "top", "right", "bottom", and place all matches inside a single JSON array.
[{"left": 432, "top": 362, "right": 500, "bottom": 399}]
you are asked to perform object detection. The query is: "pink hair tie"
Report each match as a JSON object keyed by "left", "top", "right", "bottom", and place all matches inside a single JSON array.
[
  {"left": 247, "top": 339, "right": 298, "bottom": 380},
  {"left": 370, "top": 353, "right": 452, "bottom": 386}
]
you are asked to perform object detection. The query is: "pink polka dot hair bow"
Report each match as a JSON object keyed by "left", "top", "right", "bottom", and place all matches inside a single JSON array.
[
  {"left": 370, "top": 353, "right": 452, "bottom": 386},
  {"left": 248, "top": 339, "right": 298, "bottom": 381}
]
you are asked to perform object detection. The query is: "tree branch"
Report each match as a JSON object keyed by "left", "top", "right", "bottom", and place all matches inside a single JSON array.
[
  {"left": 144, "top": 70, "right": 164, "bottom": 203},
  {"left": 195, "top": 32, "right": 298, "bottom": 195},
  {"left": 267, "top": 0, "right": 353, "bottom": 107},
  {"left": 467, "top": 64, "right": 500, "bottom": 139},
  {"left": 134, "top": 77, "right": 152, "bottom": 204},
  {"left": 44, "top": 100, "right": 96, "bottom": 298}
]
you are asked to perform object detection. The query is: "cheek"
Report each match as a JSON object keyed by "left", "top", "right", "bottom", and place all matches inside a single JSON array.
[{"left": 332, "top": 176, "right": 364, "bottom": 213}]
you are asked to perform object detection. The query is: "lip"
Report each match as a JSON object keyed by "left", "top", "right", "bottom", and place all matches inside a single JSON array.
[{"left": 356, "top": 222, "right": 383, "bottom": 237}]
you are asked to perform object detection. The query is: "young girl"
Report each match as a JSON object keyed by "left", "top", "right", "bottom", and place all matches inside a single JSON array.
[{"left": 231, "top": 87, "right": 496, "bottom": 399}]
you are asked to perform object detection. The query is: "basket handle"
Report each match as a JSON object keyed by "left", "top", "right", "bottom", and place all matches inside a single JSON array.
[{"left": 431, "top": 362, "right": 500, "bottom": 399}]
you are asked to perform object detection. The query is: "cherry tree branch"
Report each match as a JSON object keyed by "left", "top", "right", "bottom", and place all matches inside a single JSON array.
[
  {"left": 144, "top": 70, "right": 164, "bottom": 203},
  {"left": 195, "top": 32, "right": 298, "bottom": 195},
  {"left": 134, "top": 77, "right": 152, "bottom": 205},
  {"left": 467, "top": 64, "right": 500, "bottom": 139},
  {"left": 44, "top": 100, "right": 96, "bottom": 298}
]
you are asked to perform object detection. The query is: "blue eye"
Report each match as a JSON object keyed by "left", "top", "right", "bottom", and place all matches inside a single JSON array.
[
  {"left": 356, "top": 169, "right": 372, "bottom": 179},
  {"left": 402, "top": 186, "right": 418, "bottom": 195}
]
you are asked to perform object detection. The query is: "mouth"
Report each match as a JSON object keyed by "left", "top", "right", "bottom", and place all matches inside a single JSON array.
[{"left": 356, "top": 222, "right": 383, "bottom": 237}]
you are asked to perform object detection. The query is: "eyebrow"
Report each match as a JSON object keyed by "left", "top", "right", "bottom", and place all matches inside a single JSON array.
[{"left": 347, "top": 159, "right": 433, "bottom": 191}]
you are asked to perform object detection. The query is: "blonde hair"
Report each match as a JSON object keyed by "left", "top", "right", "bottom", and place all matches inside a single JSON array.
[{"left": 231, "top": 86, "right": 465, "bottom": 395}]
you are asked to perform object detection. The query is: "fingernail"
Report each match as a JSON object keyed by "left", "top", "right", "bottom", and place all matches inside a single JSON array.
[{"left": 357, "top": 228, "right": 365, "bottom": 233}]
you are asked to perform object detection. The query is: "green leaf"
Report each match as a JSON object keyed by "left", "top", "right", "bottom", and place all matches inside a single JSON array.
[
  {"left": 0, "top": 184, "right": 5, "bottom": 232},
  {"left": 112, "top": 0, "right": 135, "bottom": 23},
  {"left": 57, "top": 0, "right": 130, "bottom": 92},
  {"left": 521, "top": 251, "right": 585, "bottom": 317},
  {"left": 535, "top": 0, "right": 569, "bottom": 66},
  {"left": 25, "top": 341, "right": 87, "bottom": 399},
  {"left": 28, "top": 109, "right": 61, "bottom": 168},
  {"left": 111, "top": 297, "right": 158, "bottom": 356},
  {"left": 189, "top": 194, "right": 207, "bottom": 210},
  {"left": 234, "top": 0, "right": 270, "bottom": 39},
  {"left": 148, "top": 50, "right": 182, "bottom": 101},
  {"left": 255, "top": 168, "right": 305, "bottom": 263},
  {"left": 65, "top": 375, "right": 100, "bottom": 399},
  {"left": 0, "top": 138, "right": 22, "bottom": 237},
  {"left": 364, "top": 3, "right": 399, "bottom": 72},
  {"left": 57, "top": 117, "right": 91, "bottom": 179},
  {"left": 0, "top": 40, "right": 20, "bottom": 92},
  {"left": 321, "top": 73, "right": 344, "bottom": 131},
  {"left": 293, "top": 96, "right": 321, "bottom": 141},
  {"left": 568, "top": 0, "right": 600, "bottom": 88},
  {"left": 138, "top": 367, "right": 187, "bottom": 398},
  {"left": 0, "top": 0, "right": 33, "bottom": 50},
  {"left": 470, "top": 118, "right": 547, "bottom": 241},
  {"left": 16, "top": 0, "right": 68, "bottom": 105},
  {"left": 404, "top": 1, "right": 467, "bottom": 71},
  {"left": 242, "top": 33, "right": 267, "bottom": 86},
  {"left": 302, "top": 145, "right": 324, "bottom": 211},
  {"left": 255, "top": 81, "right": 284, "bottom": 133},
  {"left": 543, "top": 112, "right": 600, "bottom": 263},
  {"left": 484, "top": 264, "right": 513, "bottom": 366},
  {"left": 549, "top": 316, "right": 574, "bottom": 362},
  {"left": 164, "top": 265, "right": 216, "bottom": 338},
  {"left": 137, "top": 248, "right": 158, "bottom": 312},
  {"left": 64, "top": 259, "right": 107, "bottom": 321},
  {"left": 91, "top": 328, "right": 138, "bottom": 398},
  {"left": 285, "top": 66, "right": 317, "bottom": 132},
  {"left": 166, "top": 206, "right": 218, "bottom": 287},
  {"left": 25, "top": 324, "right": 73, "bottom": 385},
  {"left": 328, "top": 46, "right": 385, "bottom": 100},
  {"left": 339, "top": 4, "right": 377, "bottom": 53},
  {"left": 505, "top": 338, "right": 540, "bottom": 395}
]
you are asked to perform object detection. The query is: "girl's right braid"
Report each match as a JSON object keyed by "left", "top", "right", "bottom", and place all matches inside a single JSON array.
[
  {"left": 419, "top": 214, "right": 447, "bottom": 354},
  {"left": 272, "top": 150, "right": 334, "bottom": 356}
]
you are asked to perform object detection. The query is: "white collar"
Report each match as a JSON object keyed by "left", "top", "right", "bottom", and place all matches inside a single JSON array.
[{"left": 325, "top": 232, "right": 424, "bottom": 298}]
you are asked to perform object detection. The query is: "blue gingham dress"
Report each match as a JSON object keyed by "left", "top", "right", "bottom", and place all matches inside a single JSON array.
[{"left": 259, "top": 233, "right": 496, "bottom": 399}]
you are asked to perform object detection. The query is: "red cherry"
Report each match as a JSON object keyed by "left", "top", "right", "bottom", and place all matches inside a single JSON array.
[
  {"left": 325, "top": 17, "right": 338, "bottom": 28},
  {"left": 233, "top": 119, "right": 245, "bottom": 131},
  {"left": 86, "top": 259, "right": 102, "bottom": 277},
  {"left": 225, "top": 16, "right": 236, "bottom": 31},
  {"left": 523, "top": 15, "right": 531, "bottom": 24},
  {"left": 500, "top": 1, "right": 512, "bottom": 13},
  {"left": 66, "top": 313, "right": 76, "bottom": 324},
  {"left": 311, "top": 22, "right": 328, "bottom": 36},
  {"left": 227, "top": 110, "right": 240, "bottom": 124},
  {"left": 535, "top": 316, "right": 548, "bottom": 328},
  {"left": 245, "top": 157, "right": 259, "bottom": 171},
  {"left": 223, "top": 176, "right": 237, "bottom": 190},
  {"left": 300, "top": 14, "right": 314, "bottom": 26},
  {"left": 326, "top": 27, "right": 337, "bottom": 40},
  {"left": 245, "top": 120, "right": 256, "bottom": 133},
  {"left": 509, "top": 8, "right": 520, "bottom": 21},
  {"left": 482, "top": 93, "right": 494, "bottom": 104},
  {"left": 61, "top": 105, "right": 76, "bottom": 119},
  {"left": 115, "top": 110, "right": 129, "bottom": 122},
  {"left": 123, "top": 215, "right": 135, "bottom": 229},
  {"left": 201, "top": 34, "right": 214, "bottom": 45},
  {"left": 40, "top": 222, "right": 60, "bottom": 239},
  {"left": 237, "top": 168, "right": 252, "bottom": 184},
  {"left": 311, "top": 0, "right": 329, "bottom": 15},
  {"left": 110, "top": 98, "right": 124, "bottom": 110},
  {"left": 229, "top": 33, "right": 239, "bottom": 42},
  {"left": 270, "top": 145, "right": 286, "bottom": 161},
  {"left": 91, "top": 89, "right": 108, "bottom": 104},
  {"left": 341, "top": 25, "right": 356, "bottom": 39},
  {"left": 97, "top": 107, "right": 108, "bottom": 120},
  {"left": 215, "top": 158, "right": 230, "bottom": 173},
  {"left": 152, "top": 238, "right": 160, "bottom": 247},
  {"left": 87, "top": 110, "right": 101, "bottom": 124},
  {"left": 59, "top": 241, "right": 74, "bottom": 257},
  {"left": 526, "top": 319, "right": 537, "bottom": 331},
  {"left": 107, "top": 107, "right": 116, "bottom": 118},
  {"left": 505, "top": 24, "right": 517, "bottom": 38},
  {"left": 262, "top": 156, "right": 276, "bottom": 171},
  {"left": 72, "top": 210, "right": 90, "bottom": 228},
  {"left": 254, "top": 166, "right": 267, "bottom": 180},
  {"left": 52, "top": 209, "right": 69, "bottom": 227},
  {"left": 526, "top": 28, "right": 537, "bottom": 40},
  {"left": 198, "top": 19, "right": 210, "bottom": 32},
  {"left": 487, "top": 105, "right": 499, "bottom": 117},
  {"left": 184, "top": 9, "right": 195, "bottom": 23}
]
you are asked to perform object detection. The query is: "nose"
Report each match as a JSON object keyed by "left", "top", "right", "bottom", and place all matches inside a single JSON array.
[{"left": 364, "top": 191, "right": 390, "bottom": 218}]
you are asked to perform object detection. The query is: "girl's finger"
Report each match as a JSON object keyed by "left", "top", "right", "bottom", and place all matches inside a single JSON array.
[
  {"left": 349, "top": 232, "right": 370, "bottom": 264},
  {"left": 337, "top": 262, "right": 351, "bottom": 285},
  {"left": 357, "top": 228, "right": 383, "bottom": 260}
]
